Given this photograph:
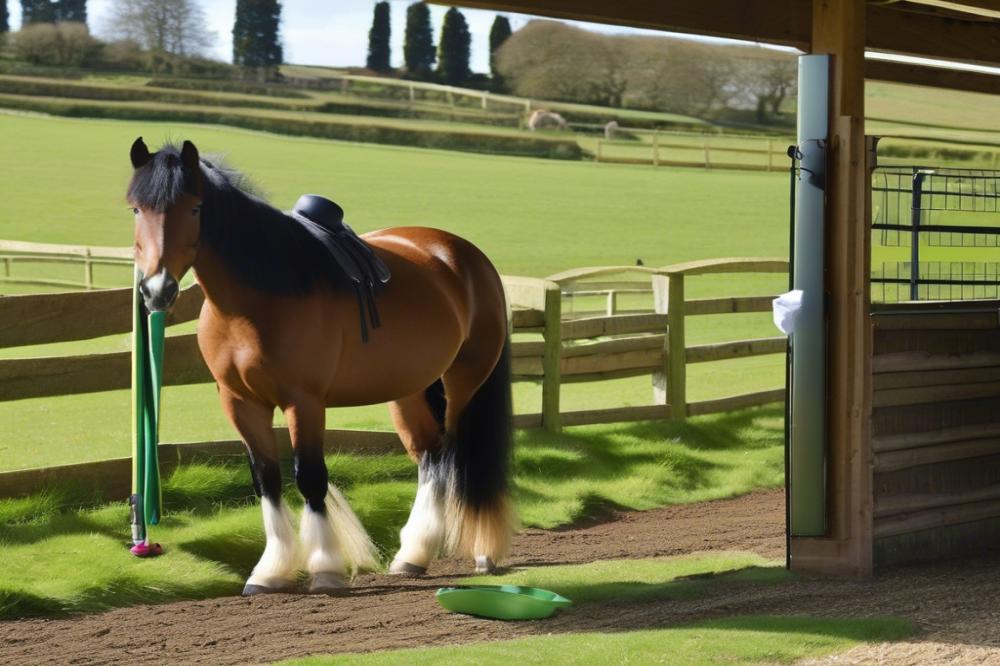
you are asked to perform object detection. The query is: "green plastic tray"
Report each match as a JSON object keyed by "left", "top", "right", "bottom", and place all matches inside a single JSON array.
[{"left": 436, "top": 585, "right": 572, "bottom": 620}]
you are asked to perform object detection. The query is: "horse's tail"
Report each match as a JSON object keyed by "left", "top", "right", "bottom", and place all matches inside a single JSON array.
[{"left": 425, "top": 339, "right": 515, "bottom": 567}]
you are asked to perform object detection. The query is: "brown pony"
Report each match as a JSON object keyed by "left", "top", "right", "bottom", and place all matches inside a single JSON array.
[{"left": 127, "top": 138, "right": 514, "bottom": 595}]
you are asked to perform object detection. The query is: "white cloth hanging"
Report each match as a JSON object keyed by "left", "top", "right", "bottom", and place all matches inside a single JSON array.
[{"left": 772, "top": 290, "right": 804, "bottom": 336}]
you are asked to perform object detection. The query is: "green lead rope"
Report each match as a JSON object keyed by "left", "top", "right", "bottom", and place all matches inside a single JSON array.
[{"left": 131, "top": 269, "right": 166, "bottom": 544}]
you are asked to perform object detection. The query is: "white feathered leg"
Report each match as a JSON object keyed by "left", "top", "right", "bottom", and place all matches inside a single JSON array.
[
  {"left": 301, "top": 483, "right": 380, "bottom": 593},
  {"left": 389, "top": 467, "right": 446, "bottom": 576},
  {"left": 243, "top": 497, "right": 299, "bottom": 595}
]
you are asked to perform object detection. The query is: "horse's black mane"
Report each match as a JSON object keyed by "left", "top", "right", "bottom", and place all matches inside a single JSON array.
[{"left": 127, "top": 144, "right": 346, "bottom": 294}]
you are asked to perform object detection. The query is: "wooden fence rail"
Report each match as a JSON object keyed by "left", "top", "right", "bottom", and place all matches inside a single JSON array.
[
  {"left": 0, "top": 245, "right": 790, "bottom": 496},
  {"left": 0, "top": 240, "right": 133, "bottom": 291},
  {"left": 595, "top": 133, "right": 791, "bottom": 172}
]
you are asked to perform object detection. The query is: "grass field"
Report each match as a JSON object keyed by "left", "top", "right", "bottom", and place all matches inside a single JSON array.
[
  {"left": 0, "top": 112, "right": 790, "bottom": 472},
  {"left": 286, "top": 617, "right": 913, "bottom": 665}
]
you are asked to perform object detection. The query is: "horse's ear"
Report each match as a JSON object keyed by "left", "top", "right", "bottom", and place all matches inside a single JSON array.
[
  {"left": 181, "top": 140, "right": 199, "bottom": 172},
  {"left": 130, "top": 137, "right": 151, "bottom": 169}
]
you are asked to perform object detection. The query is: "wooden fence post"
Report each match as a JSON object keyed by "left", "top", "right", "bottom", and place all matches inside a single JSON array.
[
  {"left": 703, "top": 135, "right": 711, "bottom": 169},
  {"left": 84, "top": 248, "right": 93, "bottom": 290},
  {"left": 768, "top": 139, "right": 775, "bottom": 172},
  {"left": 605, "top": 290, "right": 617, "bottom": 316},
  {"left": 541, "top": 282, "right": 562, "bottom": 432},
  {"left": 2, "top": 257, "right": 10, "bottom": 280},
  {"left": 652, "top": 272, "right": 686, "bottom": 419},
  {"left": 653, "top": 131, "right": 660, "bottom": 166},
  {"left": 408, "top": 84, "right": 415, "bottom": 105}
]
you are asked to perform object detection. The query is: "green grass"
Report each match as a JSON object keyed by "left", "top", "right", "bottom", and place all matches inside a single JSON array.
[
  {"left": 464, "top": 551, "right": 792, "bottom": 603},
  {"left": 284, "top": 616, "right": 914, "bottom": 666},
  {"left": 0, "top": 407, "right": 783, "bottom": 619}
]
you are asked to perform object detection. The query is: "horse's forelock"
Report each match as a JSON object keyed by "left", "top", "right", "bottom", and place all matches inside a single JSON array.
[{"left": 127, "top": 146, "right": 199, "bottom": 212}]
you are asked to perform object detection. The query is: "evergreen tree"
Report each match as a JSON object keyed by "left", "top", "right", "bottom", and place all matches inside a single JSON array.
[
  {"left": 21, "top": 0, "right": 56, "bottom": 24},
  {"left": 403, "top": 2, "right": 434, "bottom": 78},
  {"left": 488, "top": 15, "right": 511, "bottom": 90},
  {"left": 437, "top": 6, "right": 470, "bottom": 85},
  {"left": 232, "top": 0, "right": 283, "bottom": 68},
  {"left": 1, "top": 1, "right": 8, "bottom": 33},
  {"left": 366, "top": 1, "right": 391, "bottom": 72},
  {"left": 56, "top": 0, "right": 86, "bottom": 23}
]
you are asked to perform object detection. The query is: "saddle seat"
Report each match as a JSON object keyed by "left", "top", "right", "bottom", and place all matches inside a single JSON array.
[{"left": 289, "top": 194, "right": 391, "bottom": 342}]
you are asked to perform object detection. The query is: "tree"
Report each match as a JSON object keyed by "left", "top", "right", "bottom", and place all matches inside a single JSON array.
[
  {"left": 437, "top": 7, "right": 470, "bottom": 85},
  {"left": 20, "top": 0, "right": 56, "bottom": 24},
  {"left": 104, "top": 0, "right": 214, "bottom": 56},
  {"left": 1, "top": 1, "right": 9, "bottom": 34},
  {"left": 13, "top": 21, "right": 96, "bottom": 65},
  {"left": 365, "top": 1, "right": 390, "bottom": 72},
  {"left": 403, "top": 2, "right": 434, "bottom": 78},
  {"left": 232, "top": 0, "right": 283, "bottom": 68},
  {"left": 57, "top": 0, "right": 86, "bottom": 23},
  {"left": 488, "top": 14, "right": 511, "bottom": 91}
]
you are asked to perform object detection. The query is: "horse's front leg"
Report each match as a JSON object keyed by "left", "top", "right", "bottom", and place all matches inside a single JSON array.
[
  {"left": 220, "top": 389, "right": 299, "bottom": 595},
  {"left": 285, "top": 400, "right": 380, "bottom": 594}
]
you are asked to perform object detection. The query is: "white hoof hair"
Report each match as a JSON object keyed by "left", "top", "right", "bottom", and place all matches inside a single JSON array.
[{"left": 247, "top": 498, "right": 300, "bottom": 588}]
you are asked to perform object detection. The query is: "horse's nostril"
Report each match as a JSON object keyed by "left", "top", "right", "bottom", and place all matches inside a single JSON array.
[{"left": 163, "top": 279, "right": 179, "bottom": 304}]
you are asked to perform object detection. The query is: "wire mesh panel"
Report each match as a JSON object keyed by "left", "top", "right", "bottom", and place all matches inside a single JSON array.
[{"left": 871, "top": 166, "right": 1000, "bottom": 303}]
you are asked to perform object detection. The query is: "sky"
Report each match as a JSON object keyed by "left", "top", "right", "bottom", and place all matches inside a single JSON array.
[{"left": 5, "top": 0, "right": 780, "bottom": 72}]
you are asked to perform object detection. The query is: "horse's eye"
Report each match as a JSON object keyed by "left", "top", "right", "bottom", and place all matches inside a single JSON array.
[{"left": 132, "top": 208, "right": 139, "bottom": 215}]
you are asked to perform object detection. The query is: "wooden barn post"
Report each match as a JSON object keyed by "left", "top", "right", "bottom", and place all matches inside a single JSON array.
[{"left": 789, "top": 0, "right": 874, "bottom": 577}]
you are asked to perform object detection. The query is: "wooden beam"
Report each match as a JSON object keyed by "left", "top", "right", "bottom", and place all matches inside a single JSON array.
[
  {"left": 866, "top": 3, "right": 1000, "bottom": 67},
  {"left": 440, "top": 0, "right": 1000, "bottom": 66},
  {"left": 866, "top": 59, "right": 1000, "bottom": 96},
  {"left": 435, "top": 0, "right": 811, "bottom": 49}
]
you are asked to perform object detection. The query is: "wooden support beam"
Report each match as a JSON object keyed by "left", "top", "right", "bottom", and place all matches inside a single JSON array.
[
  {"left": 434, "top": 0, "right": 811, "bottom": 49},
  {"left": 866, "top": 59, "right": 1000, "bottom": 97},
  {"left": 439, "top": 0, "right": 1000, "bottom": 67},
  {"left": 867, "top": 3, "right": 1000, "bottom": 68}
]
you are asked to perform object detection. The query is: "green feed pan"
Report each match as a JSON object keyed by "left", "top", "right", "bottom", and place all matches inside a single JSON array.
[{"left": 436, "top": 585, "right": 572, "bottom": 620}]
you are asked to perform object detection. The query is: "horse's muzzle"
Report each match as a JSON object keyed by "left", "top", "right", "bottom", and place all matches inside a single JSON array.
[{"left": 139, "top": 270, "right": 179, "bottom": 312}]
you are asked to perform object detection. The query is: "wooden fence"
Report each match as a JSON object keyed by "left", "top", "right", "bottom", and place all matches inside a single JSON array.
[
  {"left": 0, "top": 240, "right": 133, "bottom": 290},
  {"left": 595, "top": 131, "right": 790, "bottom": 172},
  {"left": 0, "top": 247, "right": 789, "bottom": 497}
]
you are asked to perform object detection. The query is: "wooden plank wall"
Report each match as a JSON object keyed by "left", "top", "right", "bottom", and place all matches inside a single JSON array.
[{"left": 872, "top": 303, "right": 1000, "bottom": 566}]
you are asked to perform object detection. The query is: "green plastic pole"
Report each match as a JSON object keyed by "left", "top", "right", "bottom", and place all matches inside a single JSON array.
[
  {"left": 130, "top": 269, "right": 166, "bottom": 545},
  {"left": 789, "top": 54, "right": 829, "bottom": 536}
]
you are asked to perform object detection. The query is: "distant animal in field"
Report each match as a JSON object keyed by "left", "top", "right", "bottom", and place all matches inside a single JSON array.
[
  {"left": 636, "top": 258, "right": 644, "bottom": 266},
  {"left": 528, "top": 109, "right": 568, "bottom": 131},
  {"left": 604, "top": 121, "right": 620, "bottom": 140},
  {"left": 126, "top": 137, "right": 514, "bottom": 596}
]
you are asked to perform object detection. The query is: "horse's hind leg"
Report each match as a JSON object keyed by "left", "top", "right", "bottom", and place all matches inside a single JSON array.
[
  {"left": 387, "top": 386, "right": 447, "bottom": 576},
  {"left": 220, "top": 389, "right": 299, "bottom": 595},
  {"left": 285, "top": 399, "right": 380, "bottom": 593}
]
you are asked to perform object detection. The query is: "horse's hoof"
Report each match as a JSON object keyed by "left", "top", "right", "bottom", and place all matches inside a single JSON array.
[
  {"left": 388, "top": 559, "right": 427, "bottom": 577},
  {"left": 242, "top": 583, "right": 283, "bottom": 596},
  {"left": 309, "top": 572, "right": 349, "bottom": 595},
  {"left": 474, "top": 556, "right": 496, "bottom": 574}
]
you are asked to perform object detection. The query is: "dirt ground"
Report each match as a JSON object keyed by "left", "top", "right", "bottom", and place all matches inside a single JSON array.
[{"left": 2, "top": 489, "right": 999, "bottom": 665}]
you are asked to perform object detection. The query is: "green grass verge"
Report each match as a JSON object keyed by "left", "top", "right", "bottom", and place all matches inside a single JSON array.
[
  {"left": 0, "top": 407, "right": 783, "bottom": 619},
  {"left": 283, "top": 615, "right": 914, "bottom": 666},
  {"left": 464, "top": 551, "right": 792, "bottom": 603}
]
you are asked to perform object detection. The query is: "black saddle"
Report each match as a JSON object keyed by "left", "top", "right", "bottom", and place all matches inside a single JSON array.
[{"left": 290, "top": 194, "right": 391, "bottom": 342}]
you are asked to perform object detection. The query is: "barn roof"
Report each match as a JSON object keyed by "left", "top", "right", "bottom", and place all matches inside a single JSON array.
[{"left": 438, "top": 0, "right": 1000, "bottom": 94}]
